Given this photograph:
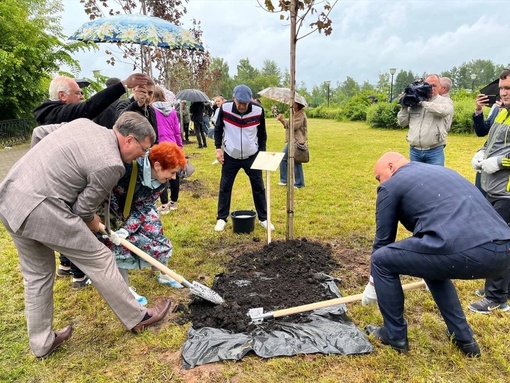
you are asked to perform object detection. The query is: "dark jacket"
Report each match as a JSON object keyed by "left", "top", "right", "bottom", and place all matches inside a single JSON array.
[
  {"left": 189, "top": 102, "right": 204, "bottom": 123},
  {"left": 33, "top": 82, "right": 126, "bottom": 125},
  {"left": 373, "top": 162, "right": 510, "bottom": 255},
  {"left": 116, "top": 98, "right": 158, "bottom": 143},
  {"left": 93, "top": 100, "right": 120, "bottom": 129}
]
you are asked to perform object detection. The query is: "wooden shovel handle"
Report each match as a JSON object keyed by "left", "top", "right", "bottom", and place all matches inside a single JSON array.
[
  {"left": 98, "top": 222, "right": 186, "bottom": 284},
  {"left": 273, "top": 280, "right": 427, "bottom": 319}
]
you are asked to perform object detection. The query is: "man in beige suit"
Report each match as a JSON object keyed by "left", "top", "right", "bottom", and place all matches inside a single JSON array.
[{"left": 0, "top": 112, "right": 171, "bottom": 358}]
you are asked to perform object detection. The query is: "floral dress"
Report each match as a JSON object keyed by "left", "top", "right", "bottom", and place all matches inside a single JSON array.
[{"left": 99, "top": 159, "right": 172, "bottom": 270}]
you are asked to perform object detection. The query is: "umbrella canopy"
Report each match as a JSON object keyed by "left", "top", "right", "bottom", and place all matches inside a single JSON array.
[
  {"left": 176, "top": 89, "right": 210, "bottom": 103},
  {"left": 74, "top": 78, "right": 91, "bottom": 88},
  {"left": 68, "top": 14, "right": 204, "bottom": 51},
  {"left": 258, "top": 87, "right": 308, "bottom": 108}
]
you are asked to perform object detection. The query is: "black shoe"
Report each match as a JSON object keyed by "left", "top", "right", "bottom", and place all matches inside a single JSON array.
[
  {"left": 71, "top": 276, "right": 91, "bottom": 289},
  {"left": 56, "top": 267, "right": 72, "bottom": 277},
  {"left": 446, "top": 331, "right": 481, "bottom": 358},
  {"left": 198, "top": 145, "right": 203, "bottom": 149},
  {"left": 365, "top": 325, "right": 409, "bottom": 353}
]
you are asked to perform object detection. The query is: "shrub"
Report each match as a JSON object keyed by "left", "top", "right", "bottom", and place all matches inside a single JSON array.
[
  {"left": 366, "top": 102, "right": 401, "bottom": 129},
  {"left": 450, "top": 98, "right": 477, "bottom": 134},
  {"left": 307, "top": 105, "right": 342, "bottom": 120}
]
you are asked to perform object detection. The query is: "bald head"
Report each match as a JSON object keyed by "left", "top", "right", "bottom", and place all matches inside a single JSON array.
[{"left": 374, "top": 152, "right": 409, "bottom": 184}]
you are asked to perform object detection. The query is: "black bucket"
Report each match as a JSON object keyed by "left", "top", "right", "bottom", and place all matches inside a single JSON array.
[{"left": 231, "top": 210, "right": 257, "bottom": 234}]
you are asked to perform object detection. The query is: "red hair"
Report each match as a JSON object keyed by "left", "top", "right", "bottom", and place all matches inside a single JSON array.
[{"left": 149, "top": 142, "right": 186, "bottom": 170}]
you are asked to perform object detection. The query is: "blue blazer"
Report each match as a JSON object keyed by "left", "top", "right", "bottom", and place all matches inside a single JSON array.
[{"left": 373, "top": 162, "right": 510, "bottom": 255}]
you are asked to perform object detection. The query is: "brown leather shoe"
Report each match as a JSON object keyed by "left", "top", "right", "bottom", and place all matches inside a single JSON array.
[
  {"left": 131, "top": 299, "right": 171, "bottom": 333},
  {"left": 38, "top": 325, "right": 73, "bottom": 359}
]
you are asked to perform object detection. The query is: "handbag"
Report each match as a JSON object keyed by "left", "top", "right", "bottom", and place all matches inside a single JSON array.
[
  {"left": 180, "top": 161, "right": 195, "bottom": 178},
  {"left": 294, "top": 142, "right": 309, "bottom": 164}
]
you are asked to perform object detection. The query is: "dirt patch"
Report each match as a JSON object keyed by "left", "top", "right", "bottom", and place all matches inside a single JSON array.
[
  {"left": 179, "top": 178, "right": 210, "bottom": 198},
  {"left": 176, "top": 238, "right": 369, "bottom": 333}
]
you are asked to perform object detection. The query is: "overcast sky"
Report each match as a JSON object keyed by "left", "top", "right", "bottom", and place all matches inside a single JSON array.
[{"left": 61, "top": 0, "right": 510, "bottom": 90}]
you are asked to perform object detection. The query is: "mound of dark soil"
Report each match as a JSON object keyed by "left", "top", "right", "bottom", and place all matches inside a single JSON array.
[{"left": 178, "top": 238, "right": 346, "bottom": 333}]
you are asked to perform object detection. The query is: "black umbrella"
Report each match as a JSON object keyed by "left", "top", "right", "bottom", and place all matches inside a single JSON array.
[
  {"left": 75, "top": 78, "right": 91, "bottom": 88},
  {"left": 176, "top": 89, "right": 210, "bottom": 103}
]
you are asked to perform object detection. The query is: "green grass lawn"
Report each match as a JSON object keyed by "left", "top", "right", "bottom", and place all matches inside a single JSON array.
[{"left": 1, "top": 119, "right": 509, "bottom": 382}]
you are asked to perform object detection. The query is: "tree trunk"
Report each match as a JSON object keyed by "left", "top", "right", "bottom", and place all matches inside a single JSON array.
[{"left": 286, "top": 0, "right": 297, "bottom": 240}]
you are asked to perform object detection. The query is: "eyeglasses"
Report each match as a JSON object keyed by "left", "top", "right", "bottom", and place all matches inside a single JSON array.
[{"left": 130, "top": 135, "right": 151, "bottom": 153}]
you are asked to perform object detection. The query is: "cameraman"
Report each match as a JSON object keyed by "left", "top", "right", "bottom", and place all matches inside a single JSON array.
[{"left": 397, "top": 74, "right": 454, "bottom": 166}]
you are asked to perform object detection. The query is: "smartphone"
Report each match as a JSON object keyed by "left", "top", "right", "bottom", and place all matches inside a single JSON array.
[{"left": 486, "top": 94, "right": 497, "bottom": 106}]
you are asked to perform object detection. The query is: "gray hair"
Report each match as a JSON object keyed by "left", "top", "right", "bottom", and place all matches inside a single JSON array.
[
  {"left": 440, "top": 77, "right": 452, "bottom": 92},
  {"left": 48, "top": 76, "right": 73, "bottom": 101},
  {"left": 114, "top": 112, "right": 156, "bottom": 144}
]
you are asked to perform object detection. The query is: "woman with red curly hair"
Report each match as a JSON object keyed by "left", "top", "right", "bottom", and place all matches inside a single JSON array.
[{"left": 99, "top": 141, "right": 186, "bottom": 305}]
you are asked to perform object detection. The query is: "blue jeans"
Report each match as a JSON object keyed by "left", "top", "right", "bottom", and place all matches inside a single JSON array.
[
  {"left": 371, "top": 241, "right": 510, "bottom": 342},
  {"left": 279, "top": 144, "right": 305, "bottom": 188},
  {"left": 409, "top": 145, "right": 445, "bottom": 166}
]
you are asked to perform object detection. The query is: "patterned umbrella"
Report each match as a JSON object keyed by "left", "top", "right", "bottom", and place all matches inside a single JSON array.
[
  {"left": 176, "top": 89, "right": 210, "bottom": 103},
  {"left": 68, "top": 14, "right": 204, "bottom": 51},
  {"left": 259, "top": 87, "right": 308, "bottom": 108}
]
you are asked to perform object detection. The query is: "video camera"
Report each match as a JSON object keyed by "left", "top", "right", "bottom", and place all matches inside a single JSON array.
[{"left": 399, "top": 81, "right": 433, "bottom": 107}]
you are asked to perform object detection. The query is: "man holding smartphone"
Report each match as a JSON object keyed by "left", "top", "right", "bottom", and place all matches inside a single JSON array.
[{"left": 469, "top": 68, "right": 510, "bottom": 314}]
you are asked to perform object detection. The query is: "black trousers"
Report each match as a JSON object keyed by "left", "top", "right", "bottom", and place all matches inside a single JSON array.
[
  {"left": 194, "top": 121, "right": 207, "bottom": 147},
  {"left": 216, "top": 152, "right": 267, "bottom": 222},
  {"left": 59, "top": 254, "right": 85, "bottom": 278},
  {"left": 160, "top": 177, "right": 180, "bottom": 205}
]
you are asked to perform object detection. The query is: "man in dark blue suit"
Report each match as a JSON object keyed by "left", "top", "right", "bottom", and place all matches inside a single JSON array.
[{"left": 363, "top": 152, "right": 510, "bottom": 357}]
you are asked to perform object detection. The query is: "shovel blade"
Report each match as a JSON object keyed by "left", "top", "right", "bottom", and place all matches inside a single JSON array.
[
  {"left": 190, "top": 281, "right": 224, "bottom": 304},
  {"left": 248, "top": 307, "right": 264, "bottom": 324}
]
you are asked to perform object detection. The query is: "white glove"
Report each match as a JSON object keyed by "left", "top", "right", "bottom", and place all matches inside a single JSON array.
[
  {"left": 471, "top": 150, "right": 485, "bottom": 172},
  {"left": 481, "top": 156, "right": 502, "bottom": 174},
  {"left": 362, "top": 283, "right": 378, "bottom": 306},
  {"left": 102, "top": 228, "right": 129, "bottom": 246}
]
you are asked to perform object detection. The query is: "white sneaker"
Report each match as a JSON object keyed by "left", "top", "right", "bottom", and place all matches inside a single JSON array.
[
  {"left": 169, "top": 201, "right": 178, "bottom": 210},
  {"left": 157, "top": 204, "right": 170, "bottom": 215},
  {"left": 129, "top": 287, "right": 148, "bottom": 306},
  {"left": 259, "top": 220, "right": 275, "bottom": 230},
  {"left": 278, "top": 182, "right": 287, "bottom": 186},
  {"left": 214, "top": 219, "right": 226, "bottom": 232}
]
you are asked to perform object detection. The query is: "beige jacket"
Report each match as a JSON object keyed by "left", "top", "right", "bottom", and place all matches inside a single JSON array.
[{"left": 281, "top": 109, "right": 308, "bottom": 144}]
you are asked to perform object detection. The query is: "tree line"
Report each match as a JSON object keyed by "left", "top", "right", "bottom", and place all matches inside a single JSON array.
[{"left": 1, "top": 0, "right": 508, "bottom": 121}]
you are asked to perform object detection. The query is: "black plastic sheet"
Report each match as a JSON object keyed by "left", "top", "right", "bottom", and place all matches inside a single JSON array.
[{"left": 181, "top": 279, "right": 374, "bottom": 369}]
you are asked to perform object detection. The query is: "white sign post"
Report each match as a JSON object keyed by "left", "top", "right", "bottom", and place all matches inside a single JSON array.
[{"left": 251, "top": 151, "right": 285, "bottom": 243}]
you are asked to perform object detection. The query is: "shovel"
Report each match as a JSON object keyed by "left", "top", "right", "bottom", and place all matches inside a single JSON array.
[
  {"left": 248, "top": 280, "right": 426, "bottom": 324},
  {"left": 99, "top": 223, "right": 224, "bottom": 304}
]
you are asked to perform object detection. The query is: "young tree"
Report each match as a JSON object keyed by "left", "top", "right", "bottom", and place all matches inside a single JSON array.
[
  {"left": 0, "top": 0, "right": 80, "bottom": 119},
  {"left": 261, "top": 0, "right": 338, "bottom": 239}
]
